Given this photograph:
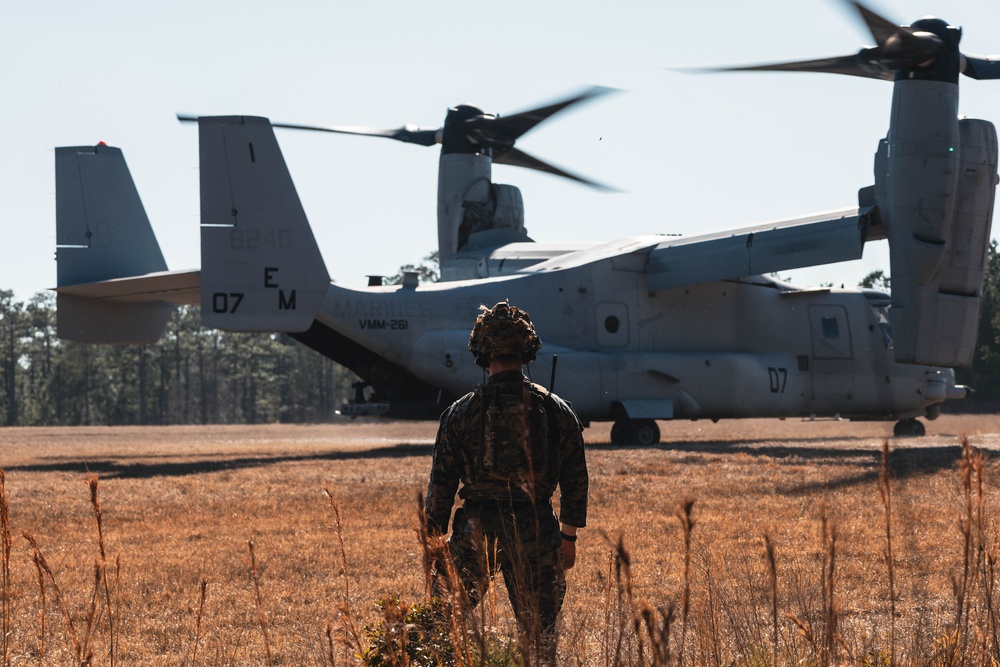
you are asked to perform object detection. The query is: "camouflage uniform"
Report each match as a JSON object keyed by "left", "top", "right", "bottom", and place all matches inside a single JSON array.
[{"left": 425, "top": 368, "right": 588, "bottom": 660}]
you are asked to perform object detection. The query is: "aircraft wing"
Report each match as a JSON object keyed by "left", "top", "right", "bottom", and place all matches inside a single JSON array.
[
  {"left": 645, "top": 206, "right": 875, "bottom": 290},
  {"left": 54, "top": 269, "right": 201, "bottom": 305}
]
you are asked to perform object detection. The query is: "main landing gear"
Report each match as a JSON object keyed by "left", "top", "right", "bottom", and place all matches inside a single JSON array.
[
  {"left": 893, "top": 418, "right": 926, "bottom": 438},
  {"left": 610, "top": 419, "right": 661, "bottom": 446}
]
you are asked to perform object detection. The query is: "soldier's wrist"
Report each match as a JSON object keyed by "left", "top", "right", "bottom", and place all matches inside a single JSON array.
[{"left": 560, "top": 531, "right": 577, "bottom": 542}]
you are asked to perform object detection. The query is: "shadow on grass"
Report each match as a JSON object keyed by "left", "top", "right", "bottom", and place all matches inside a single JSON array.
[
  {"left": 4, "top": 437, "right": 968, "bottom": 494},
  {"left": 601, "top": 438, "right": 967, "bottom": 495},
  {"left": 2, "top": 442, "right": 435, "bottom": 479}
]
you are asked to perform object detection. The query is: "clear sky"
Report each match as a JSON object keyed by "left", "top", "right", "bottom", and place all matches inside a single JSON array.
[{"left": 3, "top": 0, "right": 999, "bottom": 302}]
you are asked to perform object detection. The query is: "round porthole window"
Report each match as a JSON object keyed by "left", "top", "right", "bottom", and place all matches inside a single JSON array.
[{"left": 605, "top": 315, "right": 620, "bottom": 334}]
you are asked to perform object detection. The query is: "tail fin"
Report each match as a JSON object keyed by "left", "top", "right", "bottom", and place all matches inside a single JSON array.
[
  {"left": 197, "top": 116, "right": 330, "bottom": 331},
  {"left": 55, "top": 144, "right": 174, "bottom": 343},
  {"left": 56, "top": 144, "right": 168, "bottom": 285}
]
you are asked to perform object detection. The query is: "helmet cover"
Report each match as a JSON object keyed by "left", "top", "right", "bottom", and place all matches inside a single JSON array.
[{"left": 468, "top": 301, "right": 542, "bottom": 368}]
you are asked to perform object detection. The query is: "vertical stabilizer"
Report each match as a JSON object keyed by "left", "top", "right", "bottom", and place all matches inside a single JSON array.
[
  {"left": 55, "top": 144, "right": 173, "bottom": 343},
  {"left": 198, "top": 116, "right": 330, "bottom": 332},
  {"left": 56, "top": 144, "right": 168, "bottom": 286}
]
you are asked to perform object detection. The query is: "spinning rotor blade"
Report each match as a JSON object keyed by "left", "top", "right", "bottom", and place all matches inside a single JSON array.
[
  {"left": 269, "top": 120, "right": 441, "bottom": 146},
  {"left": 692, "top": 0, "right": 1000, "bottom": 83},
  {"left": 851, "top": 0, "right": 900, "bottom": 46},
  {"left": 848, "top": 0, "right": 943, "bottom": 66},
  {"left": 178, "top": 87, "right": 614, "bottom": 188},
  {"left": 464, "top": 86, "right": 614, "bottom": 149},
  {"left": 176, "top": 113, "right": 441, "bottom": 146},
  {"left": 706, "top": 51, "right": 893, "bottom": 80},
  {"left": 494, "top": 146, "right": 616, "bottom": 191},
  {"left": 963, "top": 55, "right": 1000, "bottom": 80}
]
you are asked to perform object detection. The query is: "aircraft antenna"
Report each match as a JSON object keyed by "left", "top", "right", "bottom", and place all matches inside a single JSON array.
[{"left": 549, "top": 354, "right": 559, "bottom": 393}]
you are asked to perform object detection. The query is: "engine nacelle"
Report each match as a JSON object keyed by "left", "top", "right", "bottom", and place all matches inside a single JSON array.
[
  {"left": 437, "top": 153, "right": 529, "bottom": 266},
  {"left": 877, "top": 80, "right": 998, "bottom": 368}
]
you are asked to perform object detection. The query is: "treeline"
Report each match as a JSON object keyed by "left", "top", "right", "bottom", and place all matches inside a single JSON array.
[{"left": 0, "top": 292, "right": 355, "bottom": 426}]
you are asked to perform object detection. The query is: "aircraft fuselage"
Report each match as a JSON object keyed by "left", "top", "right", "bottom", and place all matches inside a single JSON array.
[{"left": 317, "top": 251, "right": 955, "bottom": 424}]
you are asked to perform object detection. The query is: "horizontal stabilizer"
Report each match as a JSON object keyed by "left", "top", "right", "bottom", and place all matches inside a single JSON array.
[
  {"left": 56, "top": 269, "right": 201, "bottom": 305},
  {"left": 647, "top": 209, "right": 868, "bottom": 290},
  {"left": 198, "top": 116, "right": 330, "bottom": 332}
]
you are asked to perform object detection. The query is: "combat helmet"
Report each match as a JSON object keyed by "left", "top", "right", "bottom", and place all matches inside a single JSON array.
[{"left": 468, "top": 301, "right": 542, "bottom": 369}]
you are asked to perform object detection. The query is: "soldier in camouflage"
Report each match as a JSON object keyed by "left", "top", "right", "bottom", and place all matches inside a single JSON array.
[{"left": 425, "top": 301, "right": 588, "bottom": 664}]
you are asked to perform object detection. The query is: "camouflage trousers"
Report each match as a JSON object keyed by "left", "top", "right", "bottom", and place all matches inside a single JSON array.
[{"left": 444, "top": 500, "right": 566, "bottom": 662}]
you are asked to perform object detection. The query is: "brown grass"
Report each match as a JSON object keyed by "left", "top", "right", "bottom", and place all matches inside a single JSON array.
[{"left": 0, "top": 414, "right": 999, "bottom": 664}]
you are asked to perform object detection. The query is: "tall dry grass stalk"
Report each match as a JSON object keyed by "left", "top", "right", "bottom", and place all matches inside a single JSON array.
[
  {"left": 968, "top": 438, "right": 1000, "bottom": 655},
  {"left": 955, "top": 436, "right": 974, "bottom": 646},
  {"left": 599, "top": 546, "right": 617, "bottom": 666},
  {"left": 81, "top": 560, "right": 105, "bottom": 664},
  {"left": 325, "top": 621, "right": 337, "bottom": 667},
  {"left": 15, "top": 473, "right": 122, "bottom": 666},
  {"left": 949, "top": 435, "right": 999, "bottom": 665},
  {"left": 675, "top": 498, "right": 695, "bottom": 667},
  {"left": 414, "top": 492, "right": 482, "bottom": 667},
  {"left": 698, "top": 551, "right": 721, "bottom": 667},
  {"left": 1, "top": 470, "right": 11, "bottom": 667},
  {"left": 22, "top": 531, "right": 92, "bottom": 665},
  {"left": 820, "top": 506, "right": 838, "bottom": 667},
  {"left": 247, "top": 538, "right": 274, "bottom": 667},
  {"left": 88, "top": 474, "right": 118, "bottom": 667},
  {"left": 878, "top": 439, "right": 897, "bottom": 665},
  {"left": 607, "top": 533, "right": 635, "bottom": 665},
  {"left": 29, "top": 551, "right": 45, "bottom": 664},
  {"left": 764, "top": 533, "right": 778, "bottom": 667},
  {"left": 786, "top": 506, "right": 841, "bottom": 666},
  {"left": 189, "top": 575, "right": 210, "bottom": 667},
  {"left": 324, "top": 485, "right": 366, "bottom": 659}
]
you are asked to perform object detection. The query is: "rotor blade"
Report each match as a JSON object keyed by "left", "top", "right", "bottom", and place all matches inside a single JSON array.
[
  {"left": 847, "top": 0, "right": 943, "bottom": 64},
  {"left": 269, "top": 120, "right": 441, "bottom": 146},
  {"left": 699, "top": 50, "right": 893, "bottom": 80},
  {"left": 846, "top": 0, "right": 902, "bottom": 48},
  {"left": 470, "top": 86, "right": 615, "bottom": 146},
  {"left": 963, "top": 54, "right": 1000, "bottom": 80},
  {"left": 493, "top": 146, "right": 616, "bottom": 191},
  {"left": 177, "top": 114, "right": 440, "bottom": 146}
]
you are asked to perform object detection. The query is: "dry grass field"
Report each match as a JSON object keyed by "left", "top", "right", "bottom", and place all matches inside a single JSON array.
[{"left": 3, "top": 414, "right": 1000, "bottom": 665}]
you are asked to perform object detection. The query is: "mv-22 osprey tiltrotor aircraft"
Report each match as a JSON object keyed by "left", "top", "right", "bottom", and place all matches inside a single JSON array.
[{"left": 54, "top": 1, "right": 998, "bottom": 444}]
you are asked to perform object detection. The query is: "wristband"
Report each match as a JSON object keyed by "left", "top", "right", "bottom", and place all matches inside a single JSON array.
[{"left": 560, "top": 531, "right": 577, "bottom": 542}]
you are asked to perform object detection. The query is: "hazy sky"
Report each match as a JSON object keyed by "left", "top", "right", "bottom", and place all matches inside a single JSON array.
[{"left": 3, "top": 0, "right": 999, "bottom": 302}]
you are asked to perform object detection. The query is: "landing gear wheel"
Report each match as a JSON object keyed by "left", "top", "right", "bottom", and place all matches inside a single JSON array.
[
  {"left": 893, "top": 418, "right": 926, "bottom": 438},
  {"left": 632, "top": 419, "right": 661, "bottom": 446},
  {"left": 610, "top": 421, "right": 633, "bottom": 445},
  {"left": 610, "top": 419, "right": 661, "bottom": 445}
]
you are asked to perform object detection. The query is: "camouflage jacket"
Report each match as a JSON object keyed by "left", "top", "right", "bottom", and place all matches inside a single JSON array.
[{"left": 425, "top": 370, "right": 588, "bottom": 535}]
